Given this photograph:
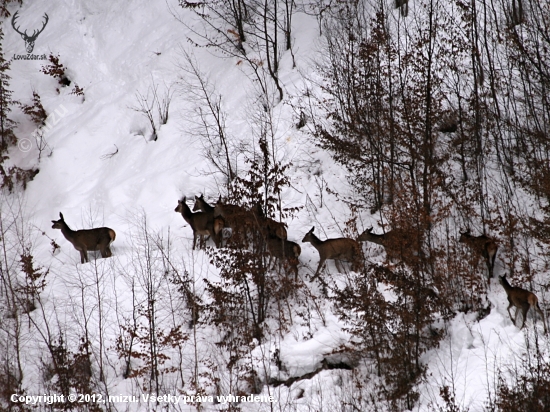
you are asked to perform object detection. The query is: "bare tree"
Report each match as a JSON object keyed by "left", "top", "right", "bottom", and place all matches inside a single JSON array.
[
  {"left": 178, "top": 51, "right": 236, "bottom": 182},
  {"left": 132, "top": 82, "right": 174, "bottom": 141},
  {"left": 176, "top": 0, "right": 299, "bottom": 104}
]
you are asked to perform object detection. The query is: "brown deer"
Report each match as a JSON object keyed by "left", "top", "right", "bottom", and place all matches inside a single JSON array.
[
  {"left": 498, "top": 275, "right": 547, "bottom": 333},
  {"left": 51, "top": 212, "right": 116, "bottom": 264},
  {"left": 192, "top": 194, "right": 225, "bottom": 246},
  {"left": 175, "top": 197, "right": 220, "bottom": 249},
  {"left": 193, "top": 194, "right": 215, "bottom": 214},
  {"left": 357, "top": 227, "right": 418, "bottom": 261},
  {"left": 213, "top": 197, "right": 256, "bottom": 244},
  {"left": 252, "top": 203, "right": 287, "bottom": 240},
  {"left": 265, "top": 228, "right": 301, "bottom": 279},
  {"left": 459, "top": 230, "right": 498, "bottom": 280},
  {"left": 302, "top": 227, "right": 362, "bottom": 278}
]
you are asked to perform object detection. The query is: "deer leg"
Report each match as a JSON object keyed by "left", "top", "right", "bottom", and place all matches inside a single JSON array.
[
  {"left": 507, "top": 302, "right": 516, "bottom": 324},
  {"left": 486, "top": 258, "right": 494, "bottom": 280},
  {"left": 352, "top": 252, "right": 362, "bottom": 272},
  {"left": 534, "top": 304, "right": 548, "bottom": 333},
  {"left": 490, "top": 252, "right": 496, "bottom": 279},
  {"left": 192, "top": 232, "right": 197, "bottom": 250},
  {"left": 313, "top": 258, "right": 326, "bottom": 279},
  {"left": 105, "top": 246, "right": 112, "bottom": 258},
  {"left": 520, "top": 303, "right": 530, "bottom": 329},
  {"left": 290, "top": 258, "right": 299, "bottom": 281},
  {"left": 80, "top": 248, "right": 88, "bottom": 264}
]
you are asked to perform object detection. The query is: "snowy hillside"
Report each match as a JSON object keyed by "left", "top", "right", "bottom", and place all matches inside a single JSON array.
[{"left": 1, "top": 0, "right": 549, "bottom": 411}]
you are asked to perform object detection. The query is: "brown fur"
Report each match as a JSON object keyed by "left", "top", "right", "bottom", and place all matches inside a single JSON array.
[
  {"left": 213, "top": 197, "right": 256, "bottom": 244},
  {"left": 459, "top": 230, "right": 498, "bottom": 280},
  {"left": 357, "top": 227, "right": 417, "bottom": 261},
  {"left": 266, "top": 230, "right": 301, "bottom": 279},
  {"left": 51, "top": 212, "right": 115, "bottom": 264},
  {"left": 499, "top": 275, "right": 547, "bottom": 333},
  {"left": 193, "top": 195, "right": 224, "bottom": 246},
  {"left": 252, "top": 203, "right": 287, "bottom": 240},
  {"left": 302, "top": 226, "right": 361, "bottom": 278},
  {"left": 175, "top": 197, "right": 220, "bottom": 249}
]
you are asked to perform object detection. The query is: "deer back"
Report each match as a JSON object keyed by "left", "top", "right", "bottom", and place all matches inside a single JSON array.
[
  {"left": 257, "top": 208, "right": 287, "bottom": 240},
  {"left": 499, "top": 276, "right": 537, "bottom": 307},
  {"left": 357, "top": 227, "right": 386, "bottom": 246},
  {"left": 75, "top": 228, "right": 115, "bottom": 250},
  {"left": 303, "top": 227, "right": 358, "bottom": 260},
  {"left": 193, "top": 194, "right": 215, "bottom": 214},
  {"left": 459, "top": 231, "right": 498, "bottom": 258},
  {"left": 267, "top": 235, "right": 301, "bottom": 260},
  {"left": 175, "top": 198, "right": 213, "bottom": 235},
  {"left": 252, "top": 203, "right": 287, "bottom": 239},
  {"left": 214, "top": 200, "right": 255, "bottom": 226},
  {"left": 358, "top": 228, "right": 411, "bottom": 247},
  {"left": 321, "top": 238, "right": 360, "bottom": 261},
  {"left": 52, "top": 213, "right": 115, "bottom": 252},
  {"left": 264, "top": 219, "right": 287, "bottom": 240}
]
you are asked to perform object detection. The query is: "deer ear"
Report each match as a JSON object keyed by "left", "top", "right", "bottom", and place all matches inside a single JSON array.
[
  {"left": 310, "top": 226, "right": 315, "bottom": 233},
  {"left": 59, "top": 212, "right": 64, "bottom": 219}
]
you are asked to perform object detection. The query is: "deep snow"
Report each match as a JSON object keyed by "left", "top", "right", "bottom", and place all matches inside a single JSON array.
[{"left": 1, "top": 0, "right": 548, "bottom": 411}]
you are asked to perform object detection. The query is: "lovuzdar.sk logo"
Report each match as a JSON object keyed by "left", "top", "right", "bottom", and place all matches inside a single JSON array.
[{"left": 11, "top": 10, "right": 49, "bottom": 54}]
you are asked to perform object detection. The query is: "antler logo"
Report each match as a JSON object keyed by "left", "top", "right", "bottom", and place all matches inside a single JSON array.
[{"left": 11, "top": 11, "right": 49, "bottom": 53}]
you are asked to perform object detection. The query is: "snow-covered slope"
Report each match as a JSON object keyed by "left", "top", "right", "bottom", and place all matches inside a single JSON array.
[{"left": 1, "top": 1, "right": 548, "bottom": 411}]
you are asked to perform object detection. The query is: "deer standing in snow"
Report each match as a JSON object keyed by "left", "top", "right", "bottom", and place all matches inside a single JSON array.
[
  {"left": 498, "top": 275, "right": 547, "bottom": 333},
  {"left": 213, "top": 197, "right": 257, "bottom": 245},
  {"left": 175, "top": 197, "right": 220, "bottom": 249},
  {"left": 302, "top": 227, "right": 361, "bottom": 278},
  {"left": 192, "top": 194, "right": 225, "bottom": 246},
  {"left": 51, "top": 212, "right": 115, "bottom": 264},
  {"left": 357, "top": 227, "right": 419, "bottom": 262},
  {"left": 459, "top": 230, "right": 498, "bottom": 280},
  {"left": 252, "top": 203, "right": 287, "bottom": 241},
  {"left": 265, "top": 226, "right": 301, "bottom": 279}
]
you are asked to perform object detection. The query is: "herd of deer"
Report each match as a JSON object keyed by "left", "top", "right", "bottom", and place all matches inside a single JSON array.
[{"left": 49, "top": 197, "right": 547, "bottom": 333}]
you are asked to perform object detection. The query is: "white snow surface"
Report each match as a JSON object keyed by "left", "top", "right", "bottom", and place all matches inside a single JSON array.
[{"left": 2, "top": 1, "right": 548, "bottom": 411}]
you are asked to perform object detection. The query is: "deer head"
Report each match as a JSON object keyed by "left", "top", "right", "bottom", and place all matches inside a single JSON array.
[{"left": 12, "top": 11, "right": 49, "bottom": 53}]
